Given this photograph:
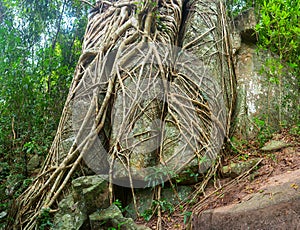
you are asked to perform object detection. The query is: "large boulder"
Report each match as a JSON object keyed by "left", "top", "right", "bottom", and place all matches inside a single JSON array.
[
  {"left": 72, "top": 175, "right": 110, "bottom": 214},
  {"left": 232, "top": 9, "right": 298, "bottom": 138},
  {"left": 109, "top": 0, "right": 231, "bottom": 188},
  {"left": 52, "top": 175, "right": 150, "bottom": 229},
  {"left": 52, "top": 194, "right": 87, "bottom": 230}
]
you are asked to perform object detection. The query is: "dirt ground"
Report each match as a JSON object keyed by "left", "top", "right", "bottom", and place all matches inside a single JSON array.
[{"left": 136, "top": 128, "right": 300, "bottom": 229}]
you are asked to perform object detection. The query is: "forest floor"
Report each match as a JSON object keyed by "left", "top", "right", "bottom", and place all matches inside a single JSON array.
[
  {"left": 0, "top": 128, "right": 298, "bottom": 229},
  {"left": 136, "top": 128, "right": 300, "bottom": 229}
]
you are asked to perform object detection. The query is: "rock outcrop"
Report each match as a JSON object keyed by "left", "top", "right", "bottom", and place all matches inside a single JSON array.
[
  {"left": 232, "top": 8, "right": 298, "bottom": 139},
  {"left": 52, "top": 175, "right": 151, "bottom": 230},
  {"left": 192, "top": 168, "right": 300, "bottom": 229},
  {"left": 53, "top": 175, "right": 109, "bottom": 229}
]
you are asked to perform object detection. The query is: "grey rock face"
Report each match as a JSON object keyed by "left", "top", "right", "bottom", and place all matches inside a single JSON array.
[
  {"left": 52, "top": 175, "right": 151, "bottom": 229},
  {"left": 53, "top": 194, "right": 86, "bottom": 230},
  {"left": 192, "top": 169, "right": 300, "bottom": 229},
  {"left": 232, "top": 9, "right": 298, "bottom": 138},
  {"left": 233, "top": 8, "right": 258, "bottom": 43},
  {"left": 72, "top": 175, "right": 110, "bottom": 214},
  {"left": 52, "top": 175, "right": 109, "bottom": 230}
]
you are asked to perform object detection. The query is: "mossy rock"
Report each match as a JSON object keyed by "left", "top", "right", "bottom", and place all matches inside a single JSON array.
[
  {"left": 222, "top": 158, "right": 261, "bottom": 178},
  {"left": 72, "top": 175, "right": 109, "bottom": 214},
  {"left": 89, "top": 204, "right": 150, "bottom": 230},
  {"left": 261, "top": 140, "right": 290, "bottom": 151}
]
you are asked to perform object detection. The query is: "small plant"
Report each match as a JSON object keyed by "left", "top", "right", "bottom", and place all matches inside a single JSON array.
[
  {"left": 141, "top": 199, "right": 174, "bottom": 222},
  {"left": 289, "top": 124, "right": 300, "bottom": 135},
  {"left": 37, "top": 208, "right": 54, "bottom": 230},
  {"left": 230, "top": 136, "right": 248, "bottom": 154},
  {"left": 133, "top": 1, "right": 145, "bottom": 15},
  {"left": 183, "top": 211, "right": 192, "bottom": 225},
  {"left": 113, "top": 199, "right": 122, "bottom": 209},
  {"left": 153, "top": 199, "right": 174, "bottom": 214},
  {"left": 253, "top": 117, "right": 271, "bottom": 147},
  {"left": 113, "top": 199, "right": 129, "bottom": 213},
  {"left": 141, "top": 209, "right": 153, "bottom": 222},
  {"left": 144, "top": 167, "right": 177, "bottom": 188},
  {"left": 179, "top": 205, "right": 184, "bottom": 212},
  {"left": 238, "top": 153, "right": 249, "bottom": 161},
  {"left": 22, "top": 141, "right": 36, "bottom": 154},
  {"left": 267, "top": 153, "right": 277, "bottom": 163},
  {"left": 108, "top": 224, "right": 126, "bottom": 230},
  {"left": 182, "top": 169, "right": 199, "bottom": 182}
]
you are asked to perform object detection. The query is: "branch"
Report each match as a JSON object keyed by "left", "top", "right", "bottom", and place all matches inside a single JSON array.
[{"left": 80, "top": 0, "right": 94, "bottom": 8}]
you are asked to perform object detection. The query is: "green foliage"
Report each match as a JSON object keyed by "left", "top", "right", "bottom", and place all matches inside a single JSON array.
[
  {"left": 141, "top": 199, "right": 175, "bottom": 222},
  {"left": 289, "top": 124, "right": 300, "bottom": 135},
  {"left": 133, "top": 1, "right": 145, "bottom": 14},
  {"left": 182, "top": 169, "right": 199, "bottom": 183},
  {"left": 37, "top": 208, "right": 54, "bottom": 230},
  {"left": 99, "top": 219, "right": 126, "bottom": 230},
  {"left": 113, "top": 199, "right": 123, "bottom": 210},
  {"left": 253, "top": 117, "right": 272, "bottom": 146},
  {"left": 238, "top": 153, "right": 249, "bottom": 161},
  {"left": 113, "top": 199, "right": 129, "bottom": 213},
  {"left": 0, "top": 0, "right": 88, "bottom": 215},
  {"left": 255, "top": 0, "right": 300, "bottom": 126},
  {"left": 107, "top": 222, "right": 126, "bottom": 230},
  {"left": 230, "top": 136, "right": 248, "bottom": 154},
  {"left": 267, "top": 153, "right": 277, "bottom": 163},
  {"left": 144, "top": 167, "right": 177, "bottom": 188},
  {"left": 153, "top": 199, "right": 175, "bottom": 214},
  {"left": 141, "top": 209, "right": 153, "bottom": 222},
  {"left": 23, "top": 141, "right": 37, "bottom": 155},
  {"left": 183, "top": 211, "right": 192, "bottom": 225},
  {"left": 255, "top": 0, "right": 300, "bottom": 62},
  {"left": 107, "top": 227, "right": 117, "bottom": 230}
]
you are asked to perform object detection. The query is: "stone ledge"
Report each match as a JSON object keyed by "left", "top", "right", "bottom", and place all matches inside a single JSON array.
[{"left": 192, "top": 169, "right": 300, "bottom": 229}]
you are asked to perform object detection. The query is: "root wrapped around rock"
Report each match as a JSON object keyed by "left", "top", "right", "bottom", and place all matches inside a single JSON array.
[{"left": 7, "top": 0, "right": 236, "bottom": 229}]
